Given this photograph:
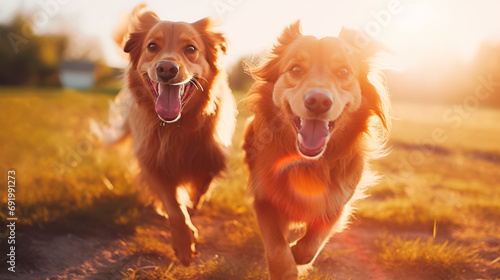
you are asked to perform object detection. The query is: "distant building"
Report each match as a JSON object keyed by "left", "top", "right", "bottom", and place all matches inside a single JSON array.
[{"left": 60, "top": 61, "right": 95, "bottom": 89}]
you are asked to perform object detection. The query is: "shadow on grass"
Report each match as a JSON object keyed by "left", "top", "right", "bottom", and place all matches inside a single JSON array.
[
  {"left": 0, "top": 229, "right": 40, "bottom": 273},
  {"left": 43, "top": 193, "right": 159, "bottom": 237},
  {"left": 0, "top": 193, "right": 162, "bottom": 273}
]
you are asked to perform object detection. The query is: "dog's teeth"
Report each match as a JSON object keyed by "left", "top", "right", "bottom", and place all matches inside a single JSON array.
[
  {"left": 300, "top": 118, "right": 304, "bottom": 127},
  {"left": 297, "top": 133, "right": 303, "bottom": 144}
]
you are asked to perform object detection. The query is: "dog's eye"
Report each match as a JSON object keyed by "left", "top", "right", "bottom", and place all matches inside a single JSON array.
[
  {"left": 147, "top": 42, "right": 158, "bottom": 51},
  {"left": 184, "top": 44, "right": 197, "bottom": 55},
  {"left": 337, "top": 67, "right": 349, "bottom": 78},
  {"left": 290, "top": 65, "right": 303, "bottom": 76}
]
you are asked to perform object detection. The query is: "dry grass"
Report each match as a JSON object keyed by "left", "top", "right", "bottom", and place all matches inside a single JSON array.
[
  {"left": 0, "top": 87, "right": 499, "bottom": 279},
  {"left": 375, "top": 234, "right": 478, "bottom": 280},
  {"left": 120, "top": 257, "right": 246, "bottom": 280}
]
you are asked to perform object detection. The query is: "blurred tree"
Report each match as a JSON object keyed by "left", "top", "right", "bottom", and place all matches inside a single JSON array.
[
  {"left": 0, "top": 14, "right": 67, "bottom": 86},
  {"left": 228, "top": 56, "right": 254, "bottom": 92},
  {"left": 470, "top": 43, "right": 500, "bottom": 107},
  {"left": 0, "top": 14, "right": 119, "bottom": 88},
  {"left": 94, "top": 60, "right": 122, "bottom": 89}
]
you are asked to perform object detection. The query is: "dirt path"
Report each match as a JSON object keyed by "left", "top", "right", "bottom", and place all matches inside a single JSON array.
[
  {"left": 2, "top": 234, "right": 127, "bottom": 279},
  {"left": 0, "top": 216, "right": 415, "bottom": 280}
]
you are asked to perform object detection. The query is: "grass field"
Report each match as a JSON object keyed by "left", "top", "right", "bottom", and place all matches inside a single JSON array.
[{"left": 0, "top": 87, "right": 499, "bottom": 279}]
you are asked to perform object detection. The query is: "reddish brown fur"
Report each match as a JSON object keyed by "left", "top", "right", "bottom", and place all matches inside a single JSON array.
[
  {"left": 243, "top": 22, "right": 390, "bottom": 279},
  {"left": 109, "top": 5, "right": 236, "bottom": 266}
]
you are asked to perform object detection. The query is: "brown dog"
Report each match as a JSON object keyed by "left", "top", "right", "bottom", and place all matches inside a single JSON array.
[
  {"left": 243, "top": 22, "right": 390, "bottom": 279},
  {"left": 104, "top": 5, "right": 236, "bottom": 265}
]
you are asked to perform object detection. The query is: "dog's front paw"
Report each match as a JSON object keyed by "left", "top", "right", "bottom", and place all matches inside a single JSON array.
[
  {"left": 172, "top": 243, "right": 197, "bottom": 266},
  {"left": 171, "top": 226, "right": 198, "bottom": 266},
  {"left": 291, "top": 243, "right": 316, "bottom": 265}
]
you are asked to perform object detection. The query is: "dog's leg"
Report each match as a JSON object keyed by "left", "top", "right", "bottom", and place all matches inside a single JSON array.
[
  {"left": 254, "top": 199, "right": 298, "bottom": 280},
  {"left": 190, "top": 172, "right": 215, "bottom": 210},
  {"left": 290, "top": 220, "right": 335, "bottom": 265},
  {"left": 155, "top": 181, "right": 198, "bottom": 266},
  {"left": 159, "top": 188, "right": 197, "bottom": 265}
]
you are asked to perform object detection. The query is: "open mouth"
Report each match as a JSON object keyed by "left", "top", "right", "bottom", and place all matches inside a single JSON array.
[
  {"left": 148, "top": 79, "right": 197, "bottom": 123},
  {"left": 291, "top": 111, "right": 336, "bottom": 158}
]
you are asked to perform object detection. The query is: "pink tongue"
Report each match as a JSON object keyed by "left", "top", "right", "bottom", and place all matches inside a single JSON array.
[
  {"left": 298, "top": 119, "right": 329, "bottom": 157},
  {"left": 155, "top": 84, "right": 181, "bottom": 121}
]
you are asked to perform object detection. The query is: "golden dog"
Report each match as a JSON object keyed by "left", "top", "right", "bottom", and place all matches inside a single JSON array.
[
  {"left": 243, "top": 22, "right": 390, "bottom": 279},
  {"left": 104, "top": 5, "right": 236, "bottom": 265}
]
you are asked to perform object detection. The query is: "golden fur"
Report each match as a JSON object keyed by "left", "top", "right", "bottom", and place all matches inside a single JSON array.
[
  {"left": 107, "top": 5, "right": 236, "bottom": 265},
  {"left": 243, "top": 21, "right": 390, "bottom": 279}
]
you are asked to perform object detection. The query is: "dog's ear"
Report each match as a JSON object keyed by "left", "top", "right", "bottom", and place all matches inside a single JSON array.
[
  {"left": 339, "top": 28, "right": 388, "bottom": 60},
  {"left": 124, "top": 4, "right": 160, "bottom": 53},
  {"left": 275, "top": 20, "right": 302, "bottom": 49},
  {"left": 193, "top": 18, "right": 227, "bottom": 54},
  {"left": 251, "top": 21, "right": 303, "bottom": 83},
  {"left": 192, "top": 17, "right": 228, "bottom": 69},
  {"left": 340, "top": 28, "right": 391, "bottom": 132},
  {"left": 123, "top": 4, "right": 160, "bottom": 67}
]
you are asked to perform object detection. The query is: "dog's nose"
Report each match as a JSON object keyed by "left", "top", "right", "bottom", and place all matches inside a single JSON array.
[
  {"left": 156, "top": 61, "right": 179, "bottom": 81},
  {"left": 304, "top": 91, "right": 333, "bottom": 114}
]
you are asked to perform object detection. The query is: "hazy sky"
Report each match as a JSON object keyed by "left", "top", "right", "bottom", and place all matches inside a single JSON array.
[{"left": 1, "top": 0, "right": 500, "bottom": 69}]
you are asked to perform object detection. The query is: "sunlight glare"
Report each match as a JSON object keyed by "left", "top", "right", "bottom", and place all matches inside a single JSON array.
[{"left": 274, "top": 154, "right": 327, "bottom": 197}]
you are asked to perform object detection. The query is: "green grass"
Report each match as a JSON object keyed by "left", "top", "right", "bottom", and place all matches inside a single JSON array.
[
  {"left": 0, "top": 87, "right": 499, "bottom": 279},
  {"left": 356, "top": 100, "right": 500, "bottom": 229},
  {"left": 124, "top": 226, "right": 177, "bottom": 259},
  {"left": 389, "top": 100, "right": 500, "bottom": 152},
  {"left": 375, "top": 234, "right": 478, "bottom": 280},
  {"left": 0, "top": 88, "right": 134, "bottom": 226}
]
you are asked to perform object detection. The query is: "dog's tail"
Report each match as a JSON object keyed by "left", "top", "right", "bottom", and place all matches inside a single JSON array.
[
  {"left": 90, "top": 90, "right": 132, "bottom": 145},
  {"left": 94, "top": 5, "right": 145, "bottom": 145}
]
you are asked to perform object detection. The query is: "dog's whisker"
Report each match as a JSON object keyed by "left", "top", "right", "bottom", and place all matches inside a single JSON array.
[
  {"left": 192, "top": 77, "right": 204, "bottom": 92},
  {"left": 194, "top": 75, "right": 209, "bottom": 84},
  {"left": 196, "top": 80, "right": 204, "bottom": 92},
  {"left": 190, "top": 80, "right": 199, "bottom": 90}
]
